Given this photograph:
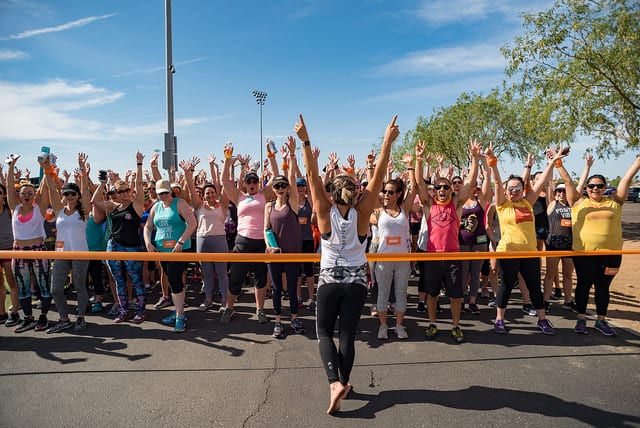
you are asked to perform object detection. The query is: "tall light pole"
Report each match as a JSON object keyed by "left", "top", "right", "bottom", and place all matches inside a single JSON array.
[
  {"left": 163, "top": 0, "right": 177, "bottom": 173},
  {"left": 252, "top": 90, "right": 267, "bottom": 173}
]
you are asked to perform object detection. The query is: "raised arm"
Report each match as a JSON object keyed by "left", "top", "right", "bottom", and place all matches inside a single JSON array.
[
  {"left": 132, "top": 151, "right": 145, "bottom": 216},
  {"left": 401, "top": 152, "right": 417, "bottom": 214},
  {"left": 221, "top": 143, "right": 241, "bottom": 205},
  {"left": 525, "top": 147, "right": 566, "bottom": 205},
  {"left": 5, "top": 155, "right": 19, "bottom": 210},
  {"left": 149, "top": 152, "right": 163, "bottom": 181},
  {"left": 575, "top": 153, "right": 594, "bottom": 199},
  {"left": 181, "top": 158, "right": 202, "bottom": 210},
  {"left": 78, "top": 153, "right": 91, "bottom": 217},
  {"left": 285, "top": 136, "right": 299, "bottom": 214},
  {"left": 614, "top": 155, "right": 640, "bottom": 205},
  {"left": 456, "top": 139, "right": 482, "bottom": 205},
  {"left": 485, "top": 142, "right": 505, "bottom": 207}
]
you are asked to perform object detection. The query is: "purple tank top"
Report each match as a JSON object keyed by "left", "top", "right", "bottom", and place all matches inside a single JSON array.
[
  {"left": 459, "top": 199, "right": 487, "bottom": 245},
  {"left": 269, "top": 201, "right": 302, "bottom": 253}
]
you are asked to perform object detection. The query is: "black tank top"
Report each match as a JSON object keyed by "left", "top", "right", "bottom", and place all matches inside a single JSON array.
[{"left": 110, "top": 203, "right": 142, "bottom": 247}]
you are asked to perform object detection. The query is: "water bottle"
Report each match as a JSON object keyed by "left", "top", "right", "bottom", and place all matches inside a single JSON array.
[{"left": 265, "top": 228, "right": 279, "bottom": 248}]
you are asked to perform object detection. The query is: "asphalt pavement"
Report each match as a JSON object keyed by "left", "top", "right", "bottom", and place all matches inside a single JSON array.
[{"left": 1, "top": 282, "right": 639, "bottom": 428}]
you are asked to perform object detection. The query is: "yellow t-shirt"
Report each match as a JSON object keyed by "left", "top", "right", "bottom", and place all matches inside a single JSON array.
[
  {"left": 572, "top": 197, "right": 622, "bottom": 250},
  {"left": 496, "top": 199, "right": 537, "bottom": 252}
]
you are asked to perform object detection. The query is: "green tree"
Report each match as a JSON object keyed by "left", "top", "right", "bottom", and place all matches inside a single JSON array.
[{"left": 502, "top": 0, "right": 640, "bottom": 157}]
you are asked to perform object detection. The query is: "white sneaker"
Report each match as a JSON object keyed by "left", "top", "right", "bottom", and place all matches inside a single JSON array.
[
  {"left": 377, "top": 324, "right": 388, "bottom": 340},
  {"left": 395, "top": 324, "right": 408, "bottom": 339}
]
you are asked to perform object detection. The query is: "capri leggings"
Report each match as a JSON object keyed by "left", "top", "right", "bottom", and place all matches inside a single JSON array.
[
  {"left": 160, "top": 261, "right": 188, "bottom": 294},
  {"left": 496, "top": 257, "right": 543, "bottom": 310},
  {"left": 228, "top": 235, "right": 267, "bottom": 296},
  {"left": 300, "top": 239, "right": 315, "bottom": 278},
  {"left": 572, "top": 255, "right": 621, "bottom": 317},
  {"left": 13, "top": 243, "right": 51, "bottom": 317},
  {"left": 316, "top": 281, "right": 367, "bottom": 385},
  {"left": 51, "top": 259, "right": 89, "bottom": 319},
  {"left": 460, "top": 243, "right": 488, "bottom": 296},
  {"left": 106, "top": 239, "right": 145, "bottom": 315},
  {"left": 268, "top": 262, "right": 300, "bottom": 315},
  {"left": 87, "top": 260, "right": 106, "bottom": 296},
  {"left": 375, "top": 260, "right": 410, "bottom": 312},
  {"left": 197, "top": 235, "right": 229, "bottom": 301}
]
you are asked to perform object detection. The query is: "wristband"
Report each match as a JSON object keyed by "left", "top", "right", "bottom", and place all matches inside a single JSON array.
[
  {"left": 344, "top": 167, "right": 355, "bottom": 175},
  {"left": 524, "top": 165, "right": 532, "bottom": 169},
  {"left": 487, "top": 157, "right": 498, "bottom": 167},
  {"left": 303, "top": 141, "right": 311, "bottom": 147},
  {"left": 177, "top": 239, "right": 185, "bottom": 245},
  {"left": 137, "top": 163, "right": 143, "bottom": 166},
  {"left": 281, "top": 162, "right": 289, "bottom": 170},
  {"left": 554, "top": 159, "right": 563, "bottom": 168},
  {"left": 407, "top": 167, "right": 415, "bottom": 171},
  {"left": 266, "top": 152, "right": 275, "bottom": 159}
]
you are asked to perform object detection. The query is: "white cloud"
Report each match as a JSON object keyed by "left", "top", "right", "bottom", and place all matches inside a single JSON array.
[
  {"left": 0, "top": 13, "right": 117, "bottom": 40},
  {"left": 0, "top": 48, "right": 29, "bottom": 61},
  {"left": 415, "top": 0, "right": 551, "bottom": 25},
  {"left": 373, "top": 44, "right": 505, "bottom": 77}
]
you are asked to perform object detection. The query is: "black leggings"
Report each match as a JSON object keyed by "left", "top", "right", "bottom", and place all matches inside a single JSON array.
[
  {"left": 573, "top": 255, "right": 621, "bottom": 316},
  {"left": 496, "top": 257, "right": 543, "bottom": 310},
  {"left": 229, "top": 235, "right": 267, "bottom": 296},
  {"left": 316, "top": 281, "right": 367, "bottom": 385},
  {"left": 87, "top": 260, "right": 106, "bottom": 296},
  {"left": 161, "top": 261, "right": 187, "bottom": 294}
]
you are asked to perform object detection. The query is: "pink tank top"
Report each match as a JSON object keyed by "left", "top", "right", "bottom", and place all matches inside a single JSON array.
[
  {"left": 427, "top": 200, "right": 460, "bottom": 252},
  {"left": 236, "top": 193, "right": 265, "bottom": 240}
]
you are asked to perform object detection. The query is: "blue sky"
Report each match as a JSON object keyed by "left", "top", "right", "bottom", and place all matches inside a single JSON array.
[{"left": 0, "top": 0, "right": 634, "bottom": 182}]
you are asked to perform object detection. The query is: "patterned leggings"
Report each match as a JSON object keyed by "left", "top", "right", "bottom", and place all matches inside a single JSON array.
[
  {"left": 13, "top": 243, "right": 51, "bottom": 317},
  {"left": 106, "top": 239, "right": 146, "bottom": 316}
]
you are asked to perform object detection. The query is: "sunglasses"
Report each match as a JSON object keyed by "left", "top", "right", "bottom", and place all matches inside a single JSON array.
[
  {"left": 433, "top": 184, "right": 451, "bottom": 191},
  {"left": 63, "top": 191, "right": 77, "bottom": 197},
  {"left": 452, "top": 180, "right": 463, "bottom": 185},
  {"left": 273, "top": 183, "right": 288, "bottom": 190},
  {"left": 381, "top": 189, "right": 396, "bottom": 195},
  {"left": 507, "top": 185, "right": 523, "bottom": 192},
  {"left": 117, "top": 189, "right": 130, "bottom": 194},
  {"left": 246, "top": 179, "right": 259, "bottom": 185},
  {"left": 20, "top": 192, "right": 35, "bottom": 196},
  {"left": 555, "top": 189, "right": 566, "bottom": 193},
  {"left": 587, "top": 183, "right": 605, "bottom": 189}
]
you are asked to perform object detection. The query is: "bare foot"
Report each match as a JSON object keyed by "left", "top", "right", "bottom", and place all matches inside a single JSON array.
[
  {"left": 327, "top": 381, "right": 346, "bottom": 414},
  {"left": 342, "top": 383, "right": 352, "bottom": 399}
]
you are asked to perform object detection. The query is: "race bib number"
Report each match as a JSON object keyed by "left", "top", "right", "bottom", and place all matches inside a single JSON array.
[
  {"left": 299, "top": 217, "right": 308, "bottom": 225},
  {"left": 385, "top": 236, "right": 401, "bottom": 246},
  {"left": 561, "top": 219, "right": 572, "bottom": 227},
  {"left": 604, "top": 267, "right": 619, "bottom": 276},
  {"left": 162, "top": 240, "right": 177, "bottom": 249},
  {"left": 476, "top": 235, "right": 488, "bottom": 244},
  {"left": 55, "top": 241, "right": 64, "bottom": 252}
]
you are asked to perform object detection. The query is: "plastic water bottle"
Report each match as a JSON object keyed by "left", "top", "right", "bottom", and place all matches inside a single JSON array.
[{"left": 265, "top": 228, "right": 279, "bottom": 248}]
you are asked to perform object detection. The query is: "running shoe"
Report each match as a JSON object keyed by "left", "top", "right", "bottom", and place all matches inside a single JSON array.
[
  {"left": 522, "top": 304, "right": 537, "bottom": 316},
  {"left": 74, "top": 317, "right": 87, "bottom": 332},
  {"left": 544, "top": 300, "right": 551, "bottom": 314},
  {"left": 574, "top": 318, "right": 588, "bottom": 334},
  {"left": 108, "top": 303, "right": 121, "bottom": 317},
  {"left": 174, "top": 315, "right": 186, "bottom": 333},
  {"left": 480, "top": 289, "right": 490, "bottom": 298},
  {"left": 487, "top": 299, "right": 497, "bottom": 308},
  {"left": 162, "top": 311, "right": 177, "bottom": 325},
  {"left": 46, "top": 319, "right": 73, "bottom": 334},
  {"left": 370, "top": 305, "right": 378, "bottom": 317},
  {"left": 291, "top": 318, "right": 306, "bottom": 334},
  {"left": 424, "top": 324, "right": 438, "bottom": 340},
  {"left": 132, "top": 313, "right": 147, "bottom": 324},
  {"left": 114, "top": 312, "right": 131, "bottom": 323},
  {"left": 154, "top": 296, "right": 172, "bottom": 309},
  {"left": 494, "top": 319, "right": 507, "bottom": 334},
  {"left": 198, "top": 300, "right": 213, "bottom": 312},
  {"left": 34, "top": 314, "right": 49, "bottom": 331},
  {"left": 272, "top": 322, "right": 284, "bottom": 339},
  {"left": 377, "top": 324, "right": 388, "bottom": 340},
  {"left": 5, "top": 312, "right": 20, "bottom": 327},
  {"left": 90, "top": 301, "right": 104, "bottom": 313},
  {"left": 436, "top": 302, "right": 443, "bottom": 314},
  {"left": 451, "top": 326, "right": 465, "bottom": 343},
  {"left": 562, "top": 301, "right": 578, "bottom": 313},
  {"left": 257, "top": 309, "right": 268, "bottom": 324},
  {"left": 551, "top": 288, "right": 563, "bottom": 301},
  {"left": 537, "top": 319, "right": 555, "bottom": 335},
  {"left": 594, "top": 320, "right": 617, "bottom": 337},
  {"left": 468, "top": 303, "right": 481, "bottom": 315},
  {"left": 416, "top": 301, "right": 426, "bottom": 314},
  {"left": 0, "top": 313, "right": 7, "bottom": 323},
  {"left": 306, "top": 299, "right": 316, "bottom": 311},
  {"left": 14, "top": 317, "right": 38, "bottom": 333},
  {"left": 395, "top": 324, "right": 408, "bottom": 339},
  {"left": 219, "top": 308, "right": 235, "bottom": 324}
]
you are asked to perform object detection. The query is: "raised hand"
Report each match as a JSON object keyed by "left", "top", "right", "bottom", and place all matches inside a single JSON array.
[
  {"left": 286, "top": 135, "right": 297, "bottom": 154},
  {"left": 484, "top": 141, "right": 495, "bottom": 159},
  {"left": 294, "top": 114, "right": 309, "bottom": 142},
  {"left": 384, "top": 115, "right": 399, "bottom": 144},
  {"left": 402, "top": 153, "right": 413, "bottom": 167},
  {"left": 223, "top": 142, "right": 234, "bottom": 160},
  {"left": 150, "top": 153, "right": 160, "bottom": 168},
  {"left": 469, "top": 138, "right": 483, "bottom": 159},
  {"left": 585, "top": 153, "right": 594, "bottom": 167},
  {"left": 416, "top": 140, "right": 426, "bottom": 158},
  {"left": 136, "top": 150, "right": 144, "bottom": 164},
  {"left": 208, "top": 155, "right": 217, "bottom": 166},
  {"left": 347, "top": 154, "right": 356, "bottom": 169}
]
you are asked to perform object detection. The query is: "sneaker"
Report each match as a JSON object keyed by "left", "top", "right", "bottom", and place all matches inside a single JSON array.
[
  {"left": 5, "top": 312, "right": 20, "bottom": 327},
  {"left": 574, "top": 318, "right": 588, "bottom": 334},
  {"left": 257, "top": 309, "right": 268, "bottom": 324},
  {"left": 487, "top": 299, "right": 497, "bottom": 308},
  {"left": 451, "top": 326, "right": 465, "bottom": 343},
  {"left": 416, "top": 301, "right": 426, "bottom": 314},
  {"left": 34, "top": 314, "right": 49, "bottom": 331},
  {"left": 480, "top": 289, "right": 490, "bottom": 298},
  {"left": 562, "top": 301, "right": 578, "bottom": 313},
  {"left": 198, "top": 300, "right": 213, "bottom": 312},
  {"left": 551, "top": 288, "right": 563, "bottom": 300},
  {"left": 162, "top": 311, "right": 177, "bottom": 325},
  {"left": 370, "top": 305, "right": 378, "bottom": 317},
  {"left": 494, "top": 319, "right": 507, "bottom": 334},
  {"left": 0, "top": 313, "right": 7, "bottom": 323},
  {"left": 522, "top": 304, "right": 536, "bottom": 316},
  {"left": 132, "top": 313, "right": 147, "bottom": 324},
  {"left": 395, "top": 324, "right": 408, "bottom": 339},
  {"left": 108, "top": 303, "right": 121, "bottom": 317},
  {"left": 424, "top": 324, "right": 438, "bottom": 340},
  {"left": 410, "top": 268, "right": 417, "bottom": 278},
  {"left": 14, "top": 317, "right": 38, "bottom": 333},
  {"left": 46, "top": 319, "right": 73, "bottom": 334},
  {"left": 154, "top": 296, "right": 172, "bottom": 309},
  {"left": 114, "top": 313, "right": 131, "bottom": 323},
  {"left": 291, "top": 318, "right": 306, "bottom": 334},
  {"left": 468, "top": 303, "right": 480, "bottom": 315},
  {"left": 174, "top": 315, "right": 186, "bottom": 333},
  {"left": 461, "top": 305, "right": 472, "bottom": 314},
  {"left": 306, "top": 299, "right": 316, "bottom": 311},
  {"left": 272, "top": 322, "right": 284, "bottom": 339},
  {"left": 537, "top": 319, "right": 555, "bottom": 335},
  {"left": 544, "top": 300, "right": 551, "bottom": 314},
  {"left": 90, "top": 301, "right": 104, "bottom": 313},
  {"left": 74, "top": 318, "right": 87, "bottom": 332},
  {"left": 594, "top": 320, "right": 617, "bottom": 337},
  {"left": 128, "top": 299, "right": 137, "bottom": 308},
  {"left": 219, "top": 308, "right": 235, "bottom": 324},
  {"left": 377, "top": 324, "right": 389, "bottom": 340}
]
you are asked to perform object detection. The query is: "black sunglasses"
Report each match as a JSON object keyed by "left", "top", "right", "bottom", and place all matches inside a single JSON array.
[
  {"left": 452, "top": 180, "right": 463, "bottom": 185},
  {"left": 587, "top": 183, "right": 605, "bottom": 189},
  {"left": 246, "top": 179, "right": 259, "bottom": 185},
  {"left": 381, "top": 189, "right": 396, "bottom": 195},
  {"left": 117, "top": 189, "right": 130, "bottom": 194},
  {"left": 63, "top": 191, "right": 77, "bottom": 197},
  {"left": 434, "top": 184, "right": 451, "bottom": 191},
  {"left": 273, "top": 183, "right": 288, "bottom": 190}
]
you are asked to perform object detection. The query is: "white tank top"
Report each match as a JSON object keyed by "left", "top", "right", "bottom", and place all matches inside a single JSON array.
[
  {"left": 12, "top": 204, "right": 46, "bottom": 241},
  {"left": 377, "top": 208, "right": 411, "bottom": 253},
  {"left": 55, "top": 209, "right": 88, "bottom": 251},
  {"left": 195, "top": 203, "right": 226, "bottom": 237},
  {"left": 320, "top": 206, "right": 367, "bottom": 269}
]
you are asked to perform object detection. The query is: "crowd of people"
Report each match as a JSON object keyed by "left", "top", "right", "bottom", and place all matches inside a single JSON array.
[{"left": 1, "top": 114, "right": 638, "bottom": 414}]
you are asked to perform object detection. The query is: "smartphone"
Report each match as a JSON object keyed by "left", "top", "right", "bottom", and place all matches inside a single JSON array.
[
  {"left": 98, "top": 169, "right": 108, "bottom": 183},
  {"left": 268, "top": 141, "right": 277, "bottom": 154},
  {"left": 560, "top": 146, "right": 571, "bottom": 155}
]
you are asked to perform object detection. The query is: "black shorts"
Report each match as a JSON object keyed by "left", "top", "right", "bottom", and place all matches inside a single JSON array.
[
  {"left": 409, "top": 222, "right": 421, "bottom": 236},
  {"left": 423, "top": 259, "right": 463, "bottom": 298}
]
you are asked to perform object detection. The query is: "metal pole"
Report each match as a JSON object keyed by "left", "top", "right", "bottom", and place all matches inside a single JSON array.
[
  {"left": 163, "top": 0, "right": 177, "bottom": 173},
  {"left": 252, "top": 90, "right": 267, "bottom": 174}
]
